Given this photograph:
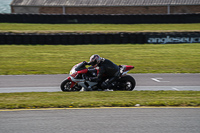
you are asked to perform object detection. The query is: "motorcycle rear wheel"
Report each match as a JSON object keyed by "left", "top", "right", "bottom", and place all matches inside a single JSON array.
[
  {"left": 118, "top": 75, "right": 136, "bottom": 91},
  {"left": 60, "top": 79, "right": 82, "bottom": 92}
]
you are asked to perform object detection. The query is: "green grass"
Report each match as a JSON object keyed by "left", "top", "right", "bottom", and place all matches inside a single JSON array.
[
  {"left": 0, "top": 44, "right": 199, "bottom": 75},
  {"left": 0, "top": 91, "right": 199, "bottom": 109},
  {"left": 0, "top": 23, "right": 200, "bottom": 33},
  {"left": 0, "top": 23, "right": 199, "bottom": 74}
]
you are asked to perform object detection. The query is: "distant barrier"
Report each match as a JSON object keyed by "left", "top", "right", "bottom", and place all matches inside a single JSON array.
[
  {"left": 0, "top": 13, "right": 200, "bottom": 24},
  {"left": 0, "top": 32, "right": 199, "bottom": 44}
]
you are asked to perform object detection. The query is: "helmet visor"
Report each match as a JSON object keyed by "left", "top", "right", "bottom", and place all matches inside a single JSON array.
[{"left": 90, "top": 61, "right": 97, "bottom": 66}]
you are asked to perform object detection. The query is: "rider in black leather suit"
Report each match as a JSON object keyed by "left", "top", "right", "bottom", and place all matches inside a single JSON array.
[{"left": 84, "top": 54, "right": 120, "bottom": 90}]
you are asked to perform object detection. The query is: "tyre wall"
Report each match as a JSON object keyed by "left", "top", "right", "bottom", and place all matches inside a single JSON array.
[
  {"left": 0, "top": 13, "right": 200, "bottom": 24},
  {"left": 0, "top": 32, "right": 199, "bottom": 44}
]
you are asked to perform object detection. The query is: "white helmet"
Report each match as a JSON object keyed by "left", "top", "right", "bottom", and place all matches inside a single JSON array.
[{"left": 89, "top": 54, "right": 101, "bottom": 66}]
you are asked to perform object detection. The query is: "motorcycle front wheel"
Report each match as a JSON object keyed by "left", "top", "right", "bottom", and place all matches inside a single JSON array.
[
  {"left": 60, "top": 79, "right": 82, "bottom": 92},
  {"left": 118, "top": 75, "right": 136, "bottom": 91}
]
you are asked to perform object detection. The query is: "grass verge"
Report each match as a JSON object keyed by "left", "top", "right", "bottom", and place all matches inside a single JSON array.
[
  {"left": 0, "top": 91, "right": 199, "bottom": 109},
  {"left": 0, "top": 44, "right": 200, "bottom": 75},
  {"left": 0, "top": 23, "right": 200, "bottom": 33}
]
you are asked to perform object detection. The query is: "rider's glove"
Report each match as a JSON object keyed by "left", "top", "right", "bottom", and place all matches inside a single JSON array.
[{"left": 83, "top": 61, "right": 91, "bottom": 65}]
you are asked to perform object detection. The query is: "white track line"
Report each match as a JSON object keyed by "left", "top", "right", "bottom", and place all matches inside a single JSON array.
[{"left": 171, "top": 87, "right": 180, "bottom": 91}]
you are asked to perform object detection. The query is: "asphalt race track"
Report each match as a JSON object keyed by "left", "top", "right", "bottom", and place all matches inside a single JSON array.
[
  {"left": 0, "top": 74, "right": 199, "bottom": 93},
  {"left": 0, "top": 108, "right": 200, "bottom": 133},
  {"left": 1, "top": 75, "right": 200, "bottom": 133}
]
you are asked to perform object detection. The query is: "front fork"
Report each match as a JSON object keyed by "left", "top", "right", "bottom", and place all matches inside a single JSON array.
[{"left": 67, "top": 77, "right": 76, "bottom": 88}]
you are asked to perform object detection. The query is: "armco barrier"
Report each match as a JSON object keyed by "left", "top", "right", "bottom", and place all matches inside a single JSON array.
[
  {"left": 0, "top": 13, "right": 200, "bottom": 24},
  {"left": 0, "top": 32, "right": 199, "bottom": 45}
]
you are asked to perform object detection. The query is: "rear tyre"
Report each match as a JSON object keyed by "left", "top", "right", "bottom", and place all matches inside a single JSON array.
[
  {"left": 118, "top": 75, "right": 136, "bottom": 91},
  {"left": 60, "top": 79, "right": 81, "bottom": 92}
]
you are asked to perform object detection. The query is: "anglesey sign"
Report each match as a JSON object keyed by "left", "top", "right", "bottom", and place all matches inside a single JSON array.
[{"left": 147, "top": 36, "right": 200, "bottom": 44}]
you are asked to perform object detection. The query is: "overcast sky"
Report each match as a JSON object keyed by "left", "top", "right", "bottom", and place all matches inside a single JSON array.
[{"left": 0, "top": 0, "right": 12, "bottom": 13}]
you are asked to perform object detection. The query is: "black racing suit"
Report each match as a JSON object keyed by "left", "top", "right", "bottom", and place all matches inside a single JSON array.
[{"left": 90, "top": 58, "right": 120, "bottom": 89}]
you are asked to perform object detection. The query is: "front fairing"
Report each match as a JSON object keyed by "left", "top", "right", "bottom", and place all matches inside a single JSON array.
[
  {"left": 70, "top": 62, "right": 88, "bottom": 78},
  {"left": 70, "top": 63, "right": 81, "bottom": 78},
  {"left": 70, "top": 70, "right": 77, "bottom": 78},
  {"left": 70, "top": 67, "right": 77, "bottom": 77}
]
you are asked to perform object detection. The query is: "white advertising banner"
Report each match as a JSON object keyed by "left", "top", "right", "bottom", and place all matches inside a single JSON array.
[{"left": 147, "top": 35, "right": 200, "bottom": 44}]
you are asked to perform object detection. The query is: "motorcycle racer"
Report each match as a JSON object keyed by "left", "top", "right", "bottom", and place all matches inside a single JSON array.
[
  {"left": 84, "top": 54, "right": 120, "bottom": 90},
  {"left": 60, "top": 56, "right": 135, "bottom": 92}
]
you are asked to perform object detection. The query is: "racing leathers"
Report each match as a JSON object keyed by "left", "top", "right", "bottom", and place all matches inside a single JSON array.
[{"left": 89, "top": 58, "right": 120, "bottom": 89}]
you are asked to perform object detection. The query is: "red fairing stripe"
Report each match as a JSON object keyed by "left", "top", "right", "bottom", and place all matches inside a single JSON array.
[
  {"left": 125, "top": 65, "right": 134, "bottom": 71},
  {"left": 77, "top": 69, "right": 88, "bottom": 74},
  {"left": 71, "top": 72, "right": 78, "bottom": 78}
]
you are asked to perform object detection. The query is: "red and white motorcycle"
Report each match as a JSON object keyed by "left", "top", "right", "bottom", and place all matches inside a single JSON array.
[{"left": 60, "top": 62, "right": 136, "bottom": 91}]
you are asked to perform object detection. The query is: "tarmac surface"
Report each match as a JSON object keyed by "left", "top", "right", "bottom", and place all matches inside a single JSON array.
[
  {"left": 0, "top": 108, "right": 200, "bottom": 133},
  {"left": 0, "top": 73, "right": 199, "bottom": 93}
]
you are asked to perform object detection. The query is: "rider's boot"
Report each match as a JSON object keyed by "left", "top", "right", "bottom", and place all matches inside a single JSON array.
[{"left": 86, "top": 86, "right": 92, "bottom": 91}]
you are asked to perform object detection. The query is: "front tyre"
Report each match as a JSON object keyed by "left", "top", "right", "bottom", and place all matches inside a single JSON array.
[
  {"left": 119, "top": 75, "right": 136, "bottom": 91},
  {"left": 60, "top": 79, "right": 81, "bottom": 92}
]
